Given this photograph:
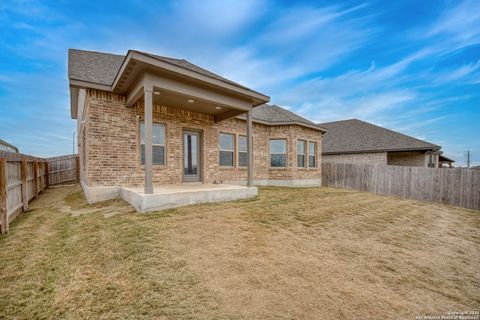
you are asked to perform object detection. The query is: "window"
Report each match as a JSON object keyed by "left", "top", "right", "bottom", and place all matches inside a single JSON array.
[
  {"left": 297, "top": 140, "right": 306, "bottom": 168},
  {"left": 270, "top": 139, "right": 287, "bottom": 167},
  {"left": 140, "top": 123, "right": 165, "bottom": 165},
  {"left": 238, "top": 135, "right": 248, "bottom": 167},
  {"left": 219, "top": 133, "right": 234, "bottom": 166},
  {"left": 308, "top": 142, "right": 317, "bottom": 168}
]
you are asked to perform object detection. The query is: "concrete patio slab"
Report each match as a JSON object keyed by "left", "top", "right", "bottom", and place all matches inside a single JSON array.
[{"left": 120, "top": 183, "right": 258, "bottom": 213}]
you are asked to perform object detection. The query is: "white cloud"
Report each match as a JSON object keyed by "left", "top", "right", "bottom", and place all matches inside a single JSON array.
[
  {"left": 170, "top": 0, "right": 267, "bottom": 36},
  {"left": 431, "top": 60, "right": 480, "bottom": 84},
  {"left": 424, "top": 0, "right": 480, "bottom": 53}
]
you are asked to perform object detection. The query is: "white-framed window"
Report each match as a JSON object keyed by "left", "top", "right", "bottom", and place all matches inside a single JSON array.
[
  {"left": 238, "top": 135, "right": 248, "bottom": 167},
  {"left": 270, "top": 139, "right": 287, "bottom": 167},
  {"left": 308, "top": 141, "right": 317, "bottom": 168},
  {"left": 140, "top": 122, "right": 165, "bottom": 165},
  {"left": 297, "top": 140, "right": 306, "bottom": 168},
  {"left": 219, "top": 133, "right": 235, "bottom": 166}
]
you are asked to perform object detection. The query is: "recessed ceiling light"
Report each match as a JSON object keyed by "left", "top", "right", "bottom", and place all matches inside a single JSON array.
[
  {"left": 215, "top": 106, "right": 221, "bottom": 110},
  {"left": 153, "top": 91, "right": 160, "bottom": 95},
  {"left": 188, "top": 99, "right": 195, "bottom": 103}
]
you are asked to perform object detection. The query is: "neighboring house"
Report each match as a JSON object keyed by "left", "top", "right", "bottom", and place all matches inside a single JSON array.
[
  {"left": 69, "top": 49, "right": 325, "bottom": 207},
  {"left": 439, "top": 155, "right": 455, "bottom": 168},
  {"left": 318, "top": 119, "right": 451, "bottom": 168},
  {"left": 0, "top": 139, "right": 19, "bottom": 153}
]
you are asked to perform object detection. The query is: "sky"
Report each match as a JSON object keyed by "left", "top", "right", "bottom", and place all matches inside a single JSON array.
[{"left": 0, "top": 0, "right": 479, "bottom": 165}]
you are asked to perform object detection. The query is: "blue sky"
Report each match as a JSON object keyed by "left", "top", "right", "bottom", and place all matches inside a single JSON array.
[{"left": 0, "top": 0, "right": 479, "bottom": 165}]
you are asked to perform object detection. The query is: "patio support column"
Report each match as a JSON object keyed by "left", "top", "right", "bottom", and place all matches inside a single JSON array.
[
  {"left": 246, "top": 109, "right": 254, "bottom": 187},
  {"left": 144, "top": 85, "right": 154, "bottom": 194}
]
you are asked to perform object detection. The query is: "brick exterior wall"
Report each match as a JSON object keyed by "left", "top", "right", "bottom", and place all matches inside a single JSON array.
[
  {"left": 79, "top": 89, "right": 322, "bottom": 187},
  {"left": 387, "top": 151, "right": 436, "bottom": 167},
  {"left": 323, "top": 151, "right": 438, "bottom": 168},
  {"left": 322, "top": 152, "right": 387, "bottom": 164}
]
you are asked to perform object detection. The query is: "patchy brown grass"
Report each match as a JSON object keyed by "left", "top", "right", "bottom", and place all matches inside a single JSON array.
[{"left": 0, "top": 185, "right": 478, "bottom": 319}]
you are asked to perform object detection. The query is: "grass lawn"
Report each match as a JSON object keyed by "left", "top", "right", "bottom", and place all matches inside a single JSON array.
[{"left": 0, "top": 185, "right": 478, "bottom": 319}]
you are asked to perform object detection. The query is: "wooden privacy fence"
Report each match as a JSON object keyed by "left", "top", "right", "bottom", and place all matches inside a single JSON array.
[
  {"left": 0, "top": 151, "right": 48, "bottom": 234},
  {"left": 322, "top": 162, "right": 480, "bottom": 210},
  {"left": 47, "top": 154, "right": 79, "bottom": 186}
]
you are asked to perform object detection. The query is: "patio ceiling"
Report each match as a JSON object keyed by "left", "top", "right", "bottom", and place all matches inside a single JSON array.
[{"left": 125, "top": 72, "right": 255, "bottom": 122}]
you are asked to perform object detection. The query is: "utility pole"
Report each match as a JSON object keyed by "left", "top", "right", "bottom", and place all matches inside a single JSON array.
[{"left": 466, "top": 150, "right": 470, "bottom": 168}]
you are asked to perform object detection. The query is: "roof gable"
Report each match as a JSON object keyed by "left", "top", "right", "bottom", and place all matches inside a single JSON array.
[
  {"left": 68, "top": 49, "right": 252, "bottom": 91},
  {"left": 133, "top": 51, "right": 250, "bottom": 90},
  {"left": 317, "top": 119, "right": 440, "bottom": 154}
]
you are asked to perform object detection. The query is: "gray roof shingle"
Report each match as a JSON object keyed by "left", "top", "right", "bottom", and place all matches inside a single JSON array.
[
  {"left": 68, "top": 49, "right": 250, "bottom": 90},
  {"left": 237, "top": 104, "right": 322, "bottom": 130},
  {"left": 68, "top": 49, "right": 124, "bottom": 85},
  {"left": 317, "top": 119, "right": 440, "bottom": 154}
]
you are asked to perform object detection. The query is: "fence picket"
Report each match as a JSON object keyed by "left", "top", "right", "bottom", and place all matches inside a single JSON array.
[
  {"left": 322, "top": 163, "right": 479, "bottom": 210},
  {"left": 0, "top": 151, "right": 48, "bottom": 234}
]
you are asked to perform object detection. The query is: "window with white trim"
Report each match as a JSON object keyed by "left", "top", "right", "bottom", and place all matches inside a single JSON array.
[
  {"left": 297, "top": 140, "right": 306, "bottom": 168},
  {"left": 140, "top": 123, "right": 165, "bottom": 165},
  {"left": 238, "top": 135, "right": 248, "bottom": 167},
  {"left": 270, "top": 139, "right": 287, "bottom": 167},
  {"left": 308, "top": 141, "right": 317, "bottom": 168},
  {"left": 219, "top": 133, "right": 235, "bottom": 166}
]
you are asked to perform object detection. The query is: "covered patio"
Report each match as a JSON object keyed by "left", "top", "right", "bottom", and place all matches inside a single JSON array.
[
  {"left": 109, "top": 51, "right": 269, "bottom": 194},
  {"left": 105, "top": 50, "right": 268, "bottom": 211}
]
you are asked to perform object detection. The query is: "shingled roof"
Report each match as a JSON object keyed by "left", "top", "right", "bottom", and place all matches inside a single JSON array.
[
  {"left": 68, "top": 49, "right": 249, "bottom": 90},
  {"left": 68, "top": 49, "right": 124, "bottom": 85},
  {"left": 317, "top": 119, "right": 440, "bottom": 154},
  {"left": 69, "top": 49, "right": 317, "bottom": 131},
  {"left": 238, "top": 104, "right": 325, "bottom": 131}
]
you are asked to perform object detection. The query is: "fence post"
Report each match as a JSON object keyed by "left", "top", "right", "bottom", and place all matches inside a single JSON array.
[
  {"left": 21, "top": 160, "right": 28, "bottom": 211},
  {"left": 45, "top": 161, "right": 49, "bottom": 188},
  {"left": 33, "top": 161, "right": 38, "bottom": 199},
  {"left": 75, "top": 155, "right": 80, "bottom": 183},
  {"left": 0, "top": 158, "right": 8, "bottom": 234}
]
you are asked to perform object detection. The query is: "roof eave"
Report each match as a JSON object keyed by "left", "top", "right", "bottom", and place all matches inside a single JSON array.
[
  {"left": 322, "top": 146, "right": 439, "bottom": 155},
  {"left": 439, "top": 155, "right": 455, "bottom": 162},
  {"left": 69, "top": 79, "right": 113, "bottom": 119},
  {"left": 112, "top": 50, "right": 270, "bottom": 104},
  {"left": 234, "top": 116, "right": 326, "bottom": 132}
]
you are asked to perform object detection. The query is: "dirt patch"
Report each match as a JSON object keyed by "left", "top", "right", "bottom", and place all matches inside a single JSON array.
[
  {"left": 61, "top": 188, "right": 136, "bottom": 217},
  {"left": 0, "top": 185, "right": 478, "bottom": 319}
]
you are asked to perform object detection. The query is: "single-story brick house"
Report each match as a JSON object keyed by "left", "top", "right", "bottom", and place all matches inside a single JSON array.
[
  {"left": 69, "top": 49, "right": 325, "bottom": 210},
  {"left": 318, "top": 119, "right": 454, "bottom": 168}
]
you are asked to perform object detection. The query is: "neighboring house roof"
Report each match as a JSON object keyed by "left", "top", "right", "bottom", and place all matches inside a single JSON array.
[
  {"left": 0, "top": 139, "right": 19, "bottom": 153},
  {"left": 439, "top": 155, "right": 455, "bottom": 163},
  {"left": 237, "top": 104, "right": 325, "bottom": 132},
  {"left": 317, "top": 119, "right": 440, "bottom": 154}
]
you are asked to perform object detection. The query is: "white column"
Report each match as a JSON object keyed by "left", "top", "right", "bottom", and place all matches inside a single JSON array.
[
  {"left": 246, "top": 109, "right": 253, "bottom": 187},
  {"left": 144, "top": 86, "right": 154, "bottom": 194}
]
